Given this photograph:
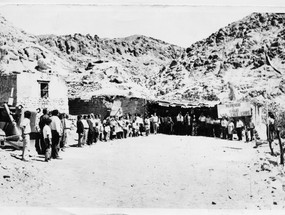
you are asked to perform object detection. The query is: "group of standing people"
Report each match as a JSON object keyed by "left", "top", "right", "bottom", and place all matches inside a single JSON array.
[
  {"left": 17, "top": 107, "right": 259, "bottom": 162},
  {"left": 33, "top": 108, "right": 72, "bottom": 162},
  {"left": 159, "top": 112, "right": 196, "bottom": 135},
  {"left": 220, "top": 116, "right": 255, "bottom": 142},
  {"left": 75, "top": 113, "right": 161, "bottom": 147},
  {"left": 197, "top": 113, "right": 256, "bottom": 142},
  {"left": 151, "top": 111, "right": 256, "bottom": 142}
]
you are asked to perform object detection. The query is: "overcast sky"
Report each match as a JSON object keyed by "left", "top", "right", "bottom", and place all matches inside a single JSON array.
[{"left": 0, "top": 0, "right": 284, "bottom": 47}]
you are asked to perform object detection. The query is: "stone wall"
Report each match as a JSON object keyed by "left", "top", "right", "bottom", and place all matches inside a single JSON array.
[
  {"left": 69, "top": 96, "right": 147, "bottom": 118},
  {"left": 0, "top": 74, "right": 17, "bottom": 106}
]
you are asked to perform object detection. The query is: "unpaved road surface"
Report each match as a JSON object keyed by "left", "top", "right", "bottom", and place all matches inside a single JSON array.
[{"left": 1, "top": 133, "right": 285, "bottom": 213}]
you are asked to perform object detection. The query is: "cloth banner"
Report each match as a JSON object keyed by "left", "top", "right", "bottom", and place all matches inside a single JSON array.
[{"left": 218, "top": 102, "right": 251, "bottom": 118}]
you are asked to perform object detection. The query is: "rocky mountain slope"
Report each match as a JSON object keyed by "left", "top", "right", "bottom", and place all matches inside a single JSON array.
[
  {"left": 1, "top": 12, "right": 285, "bottom": 109},
  {"left": 38, "top": 33, "right": 183, "bottom": 99},
  {"left": 0, "top": 14, "right": 183, "bottom": 100},
  {"left": 158, "top": 12, "right": 285, "bottom": 108},
  {"left": 0, "top": 16, "right": 71, "bottom": 76}
]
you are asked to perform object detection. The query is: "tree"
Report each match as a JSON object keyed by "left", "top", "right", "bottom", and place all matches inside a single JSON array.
[{"left": 265, "top": 50, "right": 284, "bottom": 165}]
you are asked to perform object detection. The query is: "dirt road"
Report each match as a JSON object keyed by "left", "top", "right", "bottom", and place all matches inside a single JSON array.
[{"left": 1, "top": 133, "right": 285, "bottom": 211}]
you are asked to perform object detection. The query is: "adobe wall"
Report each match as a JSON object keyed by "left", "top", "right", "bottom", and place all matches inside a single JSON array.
[
  {"left": 16, "top": 73, "right": 69, "bottom": 113},
  {"left": 69, "top": 96, "right": 147, "bottom": 118},
  {"left": 0, "top": 74, "right": 17, "bottom": 106}
]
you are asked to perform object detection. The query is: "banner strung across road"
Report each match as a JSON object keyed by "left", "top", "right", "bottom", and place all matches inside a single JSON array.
[{"left": 217, "top": 102, "right": 251, "bottom": 118}]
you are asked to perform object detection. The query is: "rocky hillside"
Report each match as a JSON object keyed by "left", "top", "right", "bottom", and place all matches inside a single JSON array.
[
  {"left": 1, "top": 12, "right": 285, "bottom": 109},
  {"left": 158, "top": 13, "right": 285, "bottom": 108},
  {"left": 38, "top": 34, "right": 183, "bottom": 99},
  {"left": 0, "top": 14, "right": 183, "bottom": 100},
  {"left": 0, "top": 16, "right": 71, "bottom": 76}
]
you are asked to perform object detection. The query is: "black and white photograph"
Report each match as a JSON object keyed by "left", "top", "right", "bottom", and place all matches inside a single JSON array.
[{"left": 1, "top": 0, "right": 285, "bottom": 214}]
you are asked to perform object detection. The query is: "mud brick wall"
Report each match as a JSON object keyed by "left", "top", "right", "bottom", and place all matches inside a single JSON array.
[
  {"left": 0, "top": 74, "right": 17, "bottom": 106},
  {"left": 69, "top": 97, "right": 110, "bottom": 118},
  {"left": 120, "top": 97, "right": 146, "bottom": 116},
  {"left": 69, "top": 96, "right": 147, "bottom": 118}
]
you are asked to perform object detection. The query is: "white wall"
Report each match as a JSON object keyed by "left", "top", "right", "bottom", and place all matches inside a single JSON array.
[{"left": 16, "top": 72, "right": 69, "bottom": 113}]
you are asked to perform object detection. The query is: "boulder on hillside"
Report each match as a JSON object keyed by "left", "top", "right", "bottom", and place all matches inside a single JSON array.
[
  {"left": 169, "top": 60, "right": 178, "bottom": 69},
  {"left": 86, "top": 34, "right": 93, "bottom": 41},
  {"left": 94, "top": 35, "right": 99, "bottom": 42},
  {"left": 35, "top": 58, "right": 51, "bottom": 71},
  {"left": 65, "top": 40, "right": 78, "bottom": 54},
  {"left": 109, "top": 76, "right": 123, "bottom": 84},
  {"left": 85, "top": 62, "right": 94, "bottom": 70},
  {"left": 94, "top": 60, "right": 104, "bottom": 64},
  {"left": 116, "top": 48, "right": 122, "bottom": 55}
]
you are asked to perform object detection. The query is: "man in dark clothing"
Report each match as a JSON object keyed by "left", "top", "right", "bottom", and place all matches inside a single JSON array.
[
  {"left": 184, "top": 112, "right": 191, "bottom": 136},
  {"left": 176, "top": 112, "right": 184, "bottom": 135},
  {"left": 37, "top": 108, "right": 50, "bottom": 155},
  {"left": 267, "top": 112, "right": 276, "bottom": 155},
  {"left": 166, "top": 116, "right": 174, "bottom": 135},
  {"left": 50, "top": 110, "right": 62, "bottom": 159},
  {"left": 76, "top": 115, "right": 84, "bottom": 147},
  {"left": 87, "top": 114, "right": 94, "bottom": 145}
]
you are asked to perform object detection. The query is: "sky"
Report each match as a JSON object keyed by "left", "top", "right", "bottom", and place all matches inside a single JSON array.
[{"left": 0, "top": 0, "right": 285, "bottom": 47}]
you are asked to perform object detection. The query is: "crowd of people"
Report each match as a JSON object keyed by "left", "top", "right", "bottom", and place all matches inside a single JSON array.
[
  {"left": 75, "top": 112, "right": 160, "bottom": 147},
  {"left": 20, "top": 109, "right": 161, "bottom": 162},
  {"left": 20, "top": 108, "right": 72, "bottom": 162},
  {"left": 157, "top": 112, "right": 256, "bottom": 142},
  {"left": 74, "top": 111, "right": 258, "bottom": 148},
  {"left": 17, "top": 107, "right": 258, "bottom": 162}
]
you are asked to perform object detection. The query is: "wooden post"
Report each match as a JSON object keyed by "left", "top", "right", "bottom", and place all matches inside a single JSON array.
[{"left": 8, "top": 87, "right": 14, "bottom": 106}]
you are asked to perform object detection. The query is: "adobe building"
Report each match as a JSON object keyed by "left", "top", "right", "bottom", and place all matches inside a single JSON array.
[{"left": 0, "top": 72, "right": 69, "bottom": 113}]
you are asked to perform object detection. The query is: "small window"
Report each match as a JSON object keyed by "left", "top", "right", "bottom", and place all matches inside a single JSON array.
[{"left": 38, "top": 81, "right": 49, "bottom": 98}]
